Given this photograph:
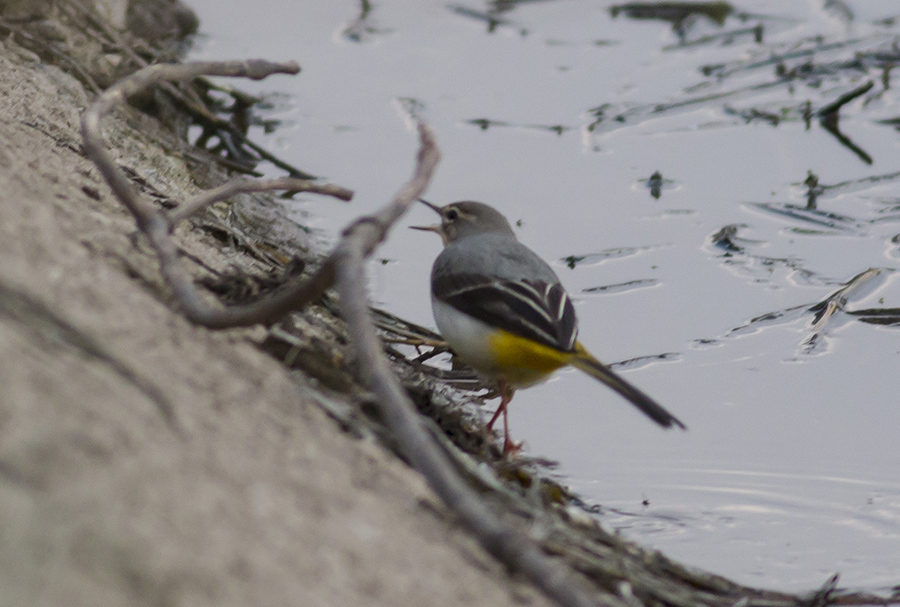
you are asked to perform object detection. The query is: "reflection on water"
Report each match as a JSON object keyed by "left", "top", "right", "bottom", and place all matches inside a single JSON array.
[{"left": 186, "top": 0, "right": 900, "bottom": 592}]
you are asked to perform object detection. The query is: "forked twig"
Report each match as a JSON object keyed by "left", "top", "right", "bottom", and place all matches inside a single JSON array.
[
  {"left": 81, "top": 60, "right": 354, "bottom": 328},
  {"left": 83, "top": 59, "right": 600, "bottom": 607}
]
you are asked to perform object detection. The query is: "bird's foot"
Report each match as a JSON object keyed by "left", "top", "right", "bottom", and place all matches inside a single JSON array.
[{"left": 501, "top": 437, "right": 524, "bottom": 457}]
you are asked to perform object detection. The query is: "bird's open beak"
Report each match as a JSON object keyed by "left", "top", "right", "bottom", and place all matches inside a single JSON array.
[
  {"left": 418, "top": 198, "right": 442, "bottom": 214},
  {"left": 410, "top": 198, "right": 443, "bottom": 234},
  {"left": 409, "top": 224, "right": 442, "bottom": 234}
]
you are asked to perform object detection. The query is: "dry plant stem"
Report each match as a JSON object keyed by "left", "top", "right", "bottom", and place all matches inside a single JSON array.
[
  {"left": 168, "top": 176, "right": 353, "bottom": 225},
  {"left": 334, "top": 127, "right": 608, "bottom": 607},
  {"left": 81, "top": 60, "right": 352, "bottom": 328}
]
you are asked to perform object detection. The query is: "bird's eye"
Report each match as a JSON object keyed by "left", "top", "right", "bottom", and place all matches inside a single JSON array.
[{"left": 445, "top": 208, "right": 459, "bottom": 221}]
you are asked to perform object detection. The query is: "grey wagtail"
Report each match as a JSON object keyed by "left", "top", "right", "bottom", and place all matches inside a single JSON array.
[{"left": 412, "top": 200, "right": 685, "bottom": 453}]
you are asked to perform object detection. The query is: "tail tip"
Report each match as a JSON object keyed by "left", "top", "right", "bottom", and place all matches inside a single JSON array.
[{"left": 667, "top": 417, "right": 687, "bottom": 431}]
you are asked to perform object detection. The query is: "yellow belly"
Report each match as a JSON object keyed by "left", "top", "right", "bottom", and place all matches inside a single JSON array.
[
  {"left": 487, "top": 329, "right": 570, "bottom": 388},
  {"left": 432, "top": 298, "right": 572, "bottom": 389}
]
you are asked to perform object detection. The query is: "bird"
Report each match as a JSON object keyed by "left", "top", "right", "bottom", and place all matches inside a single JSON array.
[{"left": 411, "top": 199, "right": 685, "bottom": 454}]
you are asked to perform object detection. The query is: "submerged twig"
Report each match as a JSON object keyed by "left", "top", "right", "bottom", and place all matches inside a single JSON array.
[
  {"left": 817, "top": 80, "right": 874, "bottom": 118},
  {"left": 726, "top": 268, "right": 893, "bottom": 355},
  {"left": 647, "top": 171, "right": 664, "bottom": 199},
  {"left": 808, "top": 267, "right": 888, "bottom": 328},
  {"left": 663, "top": 23, "right": 763, "bottom": 50},
  {"left": 803, "top": 171, "right": 822, "bottom": 209},
  {"left": 817, "top": 80, "right": 875, "bottom": 164},
  {"left": 609, "top": 2, "right": 733, "bottom": 26},
  {"left": 449, "top": 4, "right": 516, "bottom": 33}
]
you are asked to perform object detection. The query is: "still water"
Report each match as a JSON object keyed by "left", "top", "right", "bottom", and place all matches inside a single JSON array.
[{"left": 185, "top": 0, "right": 900, "bottom": 592}]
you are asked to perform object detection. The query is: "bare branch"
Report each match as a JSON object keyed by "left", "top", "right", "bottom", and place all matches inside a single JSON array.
[
  {"left": 168, "top": 177, "right": 353, "bottom": 225},
  {"left": 81, "top": 60, "right": 355, "bottom": 328},
  {"left": 333, "top": 125, "right": 606, "bottom": 607},
  {"left": 82, "top": 60, "right": 301, "bottom": 231}
]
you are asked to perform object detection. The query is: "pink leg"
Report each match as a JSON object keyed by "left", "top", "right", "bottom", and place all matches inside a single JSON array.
[
  {"left": 486, "top": 380, "right": 520, "bottom": 454},
  {"left": 486, "top": 379, "right": 511, "bottom": 430},
  {"left": 501, "top": 401, "right": 516, "bottom": 454}
]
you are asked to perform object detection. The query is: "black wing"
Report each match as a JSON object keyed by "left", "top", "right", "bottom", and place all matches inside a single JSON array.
[{"left": 434, "top": 272, "right": 578, "bottom": 352}]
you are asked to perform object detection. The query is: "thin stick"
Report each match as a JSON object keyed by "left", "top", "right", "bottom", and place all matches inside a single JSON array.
[
  {"left": 81, "top": 60, "right": 353, "bottom": 328},
  {"left": 333, "top": 125, "right": 606, "bottom": 607},
  {"left": 817, "top": 80, "right": 874, "bottom": 117},
  {"left": 168, "top": 176, "right": 353, "bottom": 225}
]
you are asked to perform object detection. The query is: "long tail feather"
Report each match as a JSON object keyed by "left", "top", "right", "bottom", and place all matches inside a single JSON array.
[{"left": 570, "top": 346, "right": 686, "bottom": 430}]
